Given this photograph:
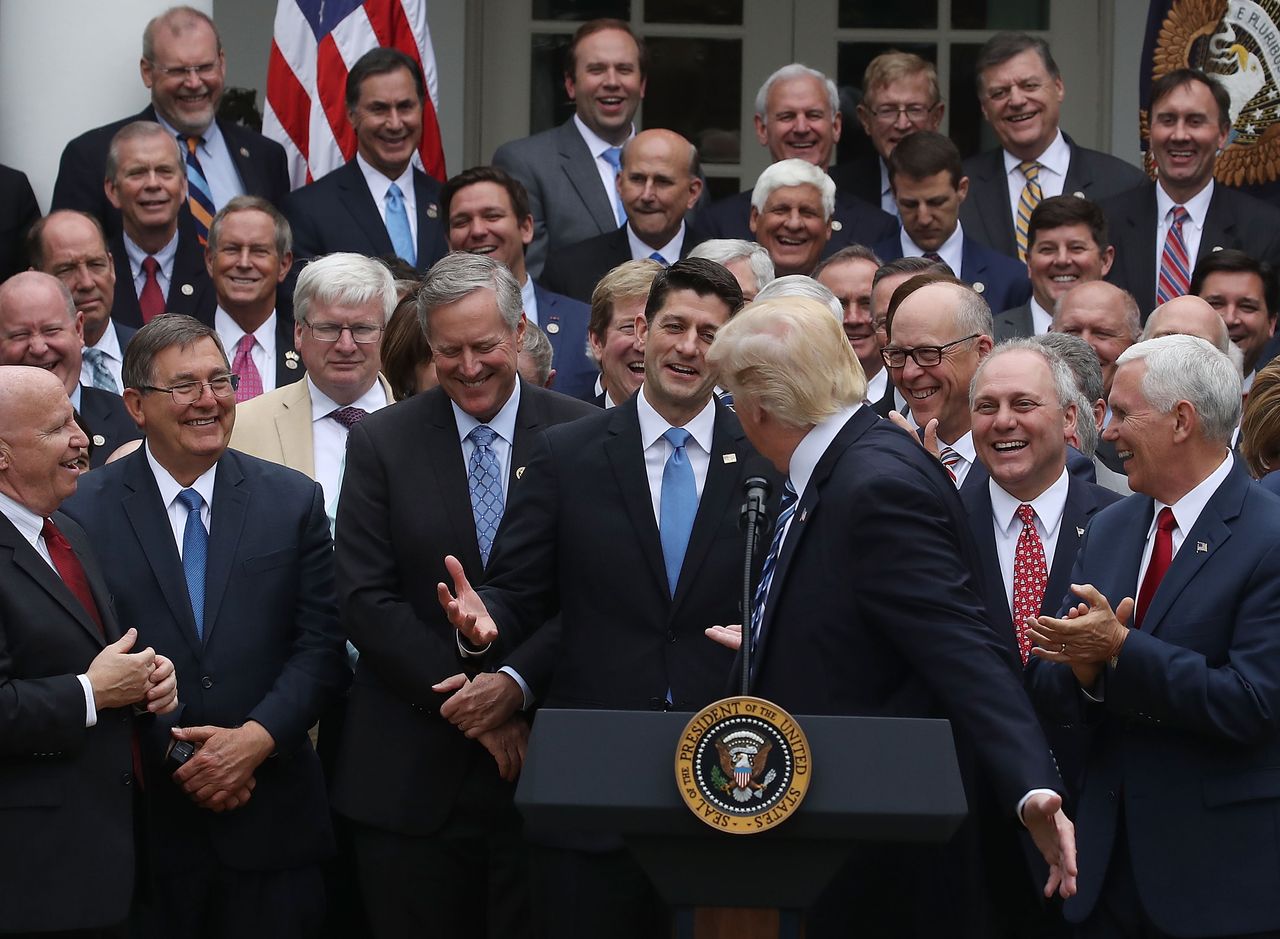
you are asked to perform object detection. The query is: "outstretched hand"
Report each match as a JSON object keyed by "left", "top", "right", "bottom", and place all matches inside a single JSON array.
[
  {"left": 1022, "top": 791, "right": 1078, "bottom": 899},
  {"left": 436, "top": 555, "right": 498, "bottom": 646}
]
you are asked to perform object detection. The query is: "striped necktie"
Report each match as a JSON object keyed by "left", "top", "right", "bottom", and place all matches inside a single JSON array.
[
  {"left": 940, "top": 445, "right": 962, "bottom": 484},
  {"left": 1015, "top": 161, "right": 1043, "bottom": 262},
  {"left": 180, "top": 135, "right": 216, "bottom": 245},
  {"left": 749, "top": 482, "right": 798, "bottom": 672},
  {"left": 1156, "top": 206, "right": 1192, "bottom": 305}
]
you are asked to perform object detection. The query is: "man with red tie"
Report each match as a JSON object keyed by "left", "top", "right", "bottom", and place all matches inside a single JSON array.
[{"left": 1027, "top": 334, "right": 1280, "bottom": 938}]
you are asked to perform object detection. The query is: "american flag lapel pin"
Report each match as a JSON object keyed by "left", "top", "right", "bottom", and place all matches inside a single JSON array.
[{"left": 1197, "top": 541, "right": 1208, "bottom": 553}]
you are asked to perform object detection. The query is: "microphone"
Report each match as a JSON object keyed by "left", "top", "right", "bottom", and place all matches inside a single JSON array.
[
  {"left": 739, "top": 474, "right": 773, "bottom": 696},
  {"left": 739, "top": 475, "right": 773, "bottom": 536}
]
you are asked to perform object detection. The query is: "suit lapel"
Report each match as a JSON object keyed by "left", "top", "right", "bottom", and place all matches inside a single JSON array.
[
  {"left": 275, "top": 381, "right": 316, "bottom": 478},
  {"left": 0, "top": 513, "right": 105, "bottom": 647},
  {"left": 671, "top": 401, "right": 742, "bottom": 613},
  {"left": 1061, "top": 137, "right": 1091, "bottom": 199},
  {"left": 201, "top": 454, "right": 249, "bottom": 645},
  {"left": 959, "top": 237, "right": 985, "bottom": 285},
  {"left": 337, "top": 162, "right": 395, "bottom": 257},
  {"left": 1199, "top": 188, "right": 1236, "bottom": 261},
  {"left": 1045, "top": 476, "right": 1097, "bottom": 614},
  {"left": 412, "top": 169, "right": 442, "bottom": 267},
  {"left": 1123, "top": 187, "right": 1159, "bottom": 316},
  {"left": 274, "top": 311, "right": 301, "bottom": 385},
  {"left": 110, "top": 237, "right": 143, "bottom": 327},
  {"left": 221, "top": 120, "right": 260, "bottom": 193},
  {"left": 424, "top": 390, "right": 485, "bottom": 574},
  {"left": 963, "top": 482, "right": 1017, "bottom": 649},
  {"left": 509, "top": 380, "right": 544, "bottom": 489},
  {"left": 603, "top": 398, "right": 669, "bottom": 602},
  {"left": 533, "top": 284, "right": 566, "bottom": 363},
  {"left": 557, "top": 120, "right": 617, "bottom": 234},
  {"left": 167, "top": 223, "right": 207, "bottom": 315},
  {"left": 973, "top": 150, "right": 1017, "bottom": 258}
]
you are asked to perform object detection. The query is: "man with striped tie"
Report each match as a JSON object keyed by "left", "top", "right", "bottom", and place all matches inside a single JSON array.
[
  {"left": 1103, "top": 68, "right": 1280, "bottom": 321},
  {"left": 960, "top": 32, "right": 1146, "bottom": 263}
]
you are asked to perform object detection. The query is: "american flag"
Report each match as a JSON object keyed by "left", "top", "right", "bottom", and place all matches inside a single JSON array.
[{"left": 263, "top": 0, "right": 447, "bottom": 190}]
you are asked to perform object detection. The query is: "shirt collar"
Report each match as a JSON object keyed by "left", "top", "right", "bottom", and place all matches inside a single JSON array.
[
  {"left": 636, "top": 382, "right": 716, "bottom": 455},
  {"left": 1003, "top": 129, "right": 1069, "bottom": 178},
  {"left": 789, "top": 403, "right": 862, "bottom": 501},
  {"left": 451, "top": 377, "right": 522, "bottom": 447},
  {"left": 573, "top": 114, "right": 634, "bottom": 158},
  {"left": 153, "top": 111, "right": 221, "bottom": 152},
  {"left": 308, "top": 375, "right": 391, "bottom": 423},
  {"left": 989, "top": 466, "right": 1070, "bottom": 537},
  {"left": 215, "top": 307, "right": 279, "bottom": 347},
  {"left": 1148, "top": 451, "right": 1234, "bottom": 540},
  {"left": 1156, "top": 177, "right": 1215, "bottom": 226},
  {"left": 124, "top": 228, "right": 179, "bottom": 276},
  {"left": 356, "top": 152, "right": 416, "bottom": 208},
  {"left": 940, "top": 429, "right": 976, "bottom": 464},
  {"left": 865, "top": 367, "right": 888, "bottom": 402},
  {"left": 145, "top": 440, "right": 217, "bottom": 510},
  {"left": 70, "top": 383, "right": 82, "bottom": 411},
  {"left": 901, "top": 221, "right": 964, "bottom": 273},
  {"left": 88, "top": 320, "right": 124, "bottom": 360},
  {"left": 627, "top": 222, "right": 685, "bottom": 264},
  {"left": 520, "top": 275, "right": 538, "bottom": 326},
  {"left": 0, "top": 488, "right": 45, "bottom": 548}
]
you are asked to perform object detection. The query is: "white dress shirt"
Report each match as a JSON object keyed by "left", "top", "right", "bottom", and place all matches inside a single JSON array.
[
  {"left": 451, "top": 380, "right": 522, "bottom": 503},
  {"left": 900, "top": 222, "right": 964, "bottom": 278},
  {"left": 124, "top": 229, "right": 179, "bottom": 300},
  {"left": 215, "top": 309, "right": 280, "bottom": 395},
  {"left": 941, "top": 430, "right": 978, "bottom": 488},
  {"left": 1002, "top": 130, "right": 1071, "bottom": 231},
  {"left": 310, "top": 377, "right": 392, "bottom": 514},
  {"left": 1154, "top": 179, "right": 1215, "bottom": 288},
  {"left": 80, "top": 321, "right": 125, "bottom": 392},
  {"left": 154, "top": 112, "right": 245, "bottom": 210},
  {"left": 520, "top": 275, "right": 540, "bottom": 327},
  {"left": 146, "top": 443, "right": 216, "bottom": 555},
  {"left": 637, "top": 384, "right": 715, "bottom": 524},
  {"left": 573, "top": 114, "right": 635, "bottom": 219},
  {"left": 1134, "top": 452, "right": 1233, "bottom": 599},
  {"left": 865, "top": 367, "right": 889, "bottom": 406},
  {"left": 357, "top": 152, "right": 418, "bottom": 245},
  {"left": 878, "top": 159, "right": 898, "bottom": 218},
  {"left": 989, "top": 468, "right": 1069, "bottom": 615},
  {"left": 1028, "top": 296, "right": 1054, "bottom": 336},
  {"left": 627, "top": 222, "right": 685, "bottom": 265}
]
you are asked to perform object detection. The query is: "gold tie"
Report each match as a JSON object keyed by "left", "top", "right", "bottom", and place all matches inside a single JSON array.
[{"left": 1015, "top": 161, "right": 1043, "bottom": 262}]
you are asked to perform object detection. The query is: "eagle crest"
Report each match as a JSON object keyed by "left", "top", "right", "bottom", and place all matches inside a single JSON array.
[{"left": 715, "top": 731, "right": 776, "bottom": 803}]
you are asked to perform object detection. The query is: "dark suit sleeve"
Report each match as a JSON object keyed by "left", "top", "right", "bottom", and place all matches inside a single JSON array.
[
  {"left": 0, "top": 167, "right": 40, "bottom": 281},
  {"left": 0, "top": 628, "right": 89, "bottom": 756},
  {"left": 51, "top": 135, "right": 107, "bottom": 221},
  {"left": 281, "top": 189, "right": 324, "bottom": 262},
  {"left": 493, "top": 139, "right": 550, "bottom": 279}
]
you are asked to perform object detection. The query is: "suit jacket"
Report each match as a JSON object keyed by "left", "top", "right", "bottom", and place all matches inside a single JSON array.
[
  {"left": 492, "top": 118, "right": 621, "bottom": 279},
  {"left": 874, "top": 232, "right": 1032, "bottom": 314},
  {"left": 960, "top": 135, "right": 1148, "bottom": 260},
  {"left": 78, "top": 384, "right": 143, "bottom": 469},
  {"left": 1027, "top": 461, "right": 1280, "bottom": 935},
  {"left": 828, "top": 153, "right": 886, "bottom": 210},
  {"left": 108, "top": 222, "right": 217, "bottom": 328},
  {"left": 699, "top": 185, "right": 898, "bottom": 258},
  {"left": 331, "top": 381, "right": 596, "bottom": 835},
  {"left": 52, "top": 105, "right": 290, "bottom": 240},
  {"left": 0, "top": 510, "right": 135, "bottom": 932},
  {"left": 230, "top": 374, "right": 395, "bottom": 479},
  {"left": 993, "top": 302, "right": 1033, "bottom": 342},
  {"left": 540, "top": 224, "right": 708, "bottom": 304},
  {"left": 0, "top": 163, "right": 39, "bottom": 282},
  {"left": 532, "top": 283, "right": 598, "bottom": 401},
  {"left": 1102, "top": 181, "right": 1280, "bottom": 318},
  {"left": 112, "top": 319, "right": 139, "bottom": 350},
  {"left": 284, "top": 160, "right": 448, "bottom": 274},
  {"left": 60, "top": 448, "right": 349, "bottom": 874}
]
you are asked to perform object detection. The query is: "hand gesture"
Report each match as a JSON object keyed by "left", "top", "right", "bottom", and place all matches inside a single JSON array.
[
  {"left": 170, "top": 722, "right": 274, "bottom": 812},
  {"left": 476, "top": 715, "right": 530, "bottom": 782},
  {"left": 85, "top": 628, "right": 156, "bottom": 709},
  {"left": 1022, "top": 791, "right": 1078, "bottom": 899},
  {"left": 436, "top": 555, "right": 498, "bottom": 646},
  {"left": 434, "top": 671, "right": 523, "bottom": 737},
  {"left": 704, "top": 624, "right": 742, "bottom": 651}
]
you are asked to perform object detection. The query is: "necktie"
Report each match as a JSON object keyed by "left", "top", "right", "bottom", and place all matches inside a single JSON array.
[
  {"left": 923, "top": 251, "right": 943, "bottom": 264},
  {"left": 659, "top": 428, "right": 698, "bottom": 596},
  {"left": 82, "top": 347, "right": 118, "bottom": 394},
  {"left": 328, "top": 406, "right": 368, "bottom": 429},
  {"left": 939, "top": 445, "right": 962, "bottom": 484},
  {"left": 231, "top": 334, "right": 263, "bottom": 402},
  {"left": 41, "top": 518, "right": 105, "bottom": 637},
  {"left": 1135, "top": 507, "right": 1176, "bottom": 629},
  {"left": 749, "top": 482, "right": 798, "bottom": 666},
  {"left": 600, "top": 146, "right": 627, "bottom": 226},
  {"left": 1011, "top": 504, "right": 1048, "bottom": 665},
  {"left": 1156, "top": 206, "right": 1192, "bottom": 305},
  {"left": 467, "top": 425, "right": 504, "bottom": 567},
  {"left": 648, "top": 251, "right": 668, "bottom": 266},
  {"left": 178, "top": 489, "right": 208, "bottom": 640},
  {"left": 139, "top": 256, "right": 165, "bottom": 323},
  {"left": 1015, "top": 161, "right": 1043, "bottom": 262},
  {"left": 180, "top": 135, "right": 216, "bottom": 246},
  {"left": 385, "top": 183, "right": 417, "bottom": 266}
]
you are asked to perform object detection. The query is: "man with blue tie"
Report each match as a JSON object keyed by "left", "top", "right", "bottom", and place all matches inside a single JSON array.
[
  {"left": 283, "top": 48, "right": 448, "bottom": 274},
  {"left": 60, "top": 314, "right": 350, "bottom": 938}
]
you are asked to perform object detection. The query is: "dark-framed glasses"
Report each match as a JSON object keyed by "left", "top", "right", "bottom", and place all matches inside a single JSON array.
[
  {"left": 304, "top": 320, "right": 383, "bottom": 343},
  {"left": 881, "top": 334, "right": 980, "bottom": 368}
]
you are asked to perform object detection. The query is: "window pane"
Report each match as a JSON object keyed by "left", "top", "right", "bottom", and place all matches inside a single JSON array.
[
  {"left": 704, "top": 175, "right": 741, "bottom": 202},
  {"left": 530, "top": 33, "right": 576, "bottom": 134},
  {"left": 645, "top": 0, "right": 742, "bottom": 24},
  {"left": 834, "top": 41, "right": 936, "bottom": 169},
  {"left": 951, "top": 0, "right": 1048, "bottom": 30},
  {"left": 839, "top": 0, "right": 937, "bottom": 29},
  {"left": 642, "top": 37, "right": 742, "bottom": 165},
  {"left": 950, "top": 43, "right": 1001, "bottom": 158},
  {"left": 532, "top": 0, "right": 629, "bottom": 20}
]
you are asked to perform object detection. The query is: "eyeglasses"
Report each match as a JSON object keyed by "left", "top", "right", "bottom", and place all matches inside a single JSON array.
[
  {"left": 881, "top": 334, "right": 979, "bottom": 368},
  {"left": 138, "top": 375, "right": 239, "bottom": 404},
  {"left": 869, "top": 103, "right": 938, "bottom": 125},
  {"left": 150, "top": 61, "right": 220, "bottom": 80},
  {"left": 304, "top": 320, "right": 384, "bottom": 343}
]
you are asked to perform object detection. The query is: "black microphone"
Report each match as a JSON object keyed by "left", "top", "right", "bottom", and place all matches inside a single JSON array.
[
  {"left": 739, "top": 475, "right": 773, "bottom": 535},
  {"left": 739, "top": 474, "right": 772, "bottom": 695}
]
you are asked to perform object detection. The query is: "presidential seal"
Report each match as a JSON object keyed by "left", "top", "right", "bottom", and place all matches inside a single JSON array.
[{"left": 675, "top": 696, "right": 811, "bottom": 834}]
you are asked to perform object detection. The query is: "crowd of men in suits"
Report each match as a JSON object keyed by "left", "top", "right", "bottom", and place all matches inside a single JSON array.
[{"left": 4, "top": 6, "right": 1280, "bottom": 939}]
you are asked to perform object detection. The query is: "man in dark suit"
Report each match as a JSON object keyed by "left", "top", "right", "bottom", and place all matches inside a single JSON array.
[
  {"left": 1026, "top": 334, "right": 1280, "bottom": 938},
  {"left": 332, "top": 253, "right": 594, "bottom": 938},
  {"left": 874, "top": 131, "right": 1031, "bottom": 315},
  {"left": 492, "top": 20, "right": 647, "bottom": 279},
  {"left": 0, "top": 272, "right": 141, "bottom": 468},
  {"left": 961, "top": 33, "right": 1146, "bottom": 262},
  {"left": 1104, "top": 68, "right": 1280, "bottom": 320},
  {"left": 442, "top": 165, "right": 599, "bottom": 400},
  {"left": 283, "top": 48, "right": 447, "bottom": 274},
  {"left": 206, "top": 196, "right": 303, "bottom": 400},
  {"left": 1192, "top": 249, "right": 1278, "bottom": 388},
  {"left": 29, "top": 210, "right": 138, "bottom": 395},
  {"left": 0, "top": 366, "right": 177, "bottom": 937},
  {"left": 52, "top": 7, "right": 289, "bottom": 241},
  {"left": 0, "top": 163, "right": 39, "bottom": 282},
  {"left": 61, "top": 315, "right": 349, "bottom": 939},
  {"left": 104, "top": 122, "right": 216, "bottom": 328},
  {"left": 815, "top": 245, "right": 895, "bottom": 413},
  {"left": 703, "top": 296, "right": 1075, "bottom": 938},
  {"left": 701, "top": 63, "right": 897, "bottom": 254},
  {"left": 542, "top": 129, "right": 706, "bottom": 303},
  {"left": 437, "top": 259, "right": 773, "bottom": 938}
]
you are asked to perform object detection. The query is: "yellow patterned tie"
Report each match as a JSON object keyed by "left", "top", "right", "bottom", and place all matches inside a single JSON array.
[{"left": 1015, "top": 161, "right": 1043, "bottom": 262}]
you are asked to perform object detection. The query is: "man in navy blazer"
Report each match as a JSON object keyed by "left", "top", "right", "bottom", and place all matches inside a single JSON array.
[
  {"left": 61, "top": 315, "right": 349, "bottom": 938},
  {"left": 0, "top": 163, "right": 39, "bottom": 282},
  {"left": 441, "top": 166, "right": 599, "bottom": 400},
  {"left": 52, "top": 8, "right": 289, "bottom": 240},
  {"left": 703, "top": 297, "right": 1075, "bottom": 937},
  {"left": 283, "top": 49, "right": 447, "bottom": 274},
  {"left": 874, "top": 132, "right": 1030, "bottom": 316},
  {"left": 1027, "top": 334, "right": 1280, "bottom": 937}
]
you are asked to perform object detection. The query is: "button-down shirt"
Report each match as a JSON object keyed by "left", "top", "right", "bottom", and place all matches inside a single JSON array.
[
  {"left": 311, "top": 377, "right": 392, "bottom": 514},
  {"left": 1155, "top": 179, "right": 1215, "bottom": 288},
  {"left": 574, "top": 114, "right": 635, "bottom": 220},
  {"left": 1135, "top": 451, "right": 1233, "bottom": 598},
  {"left": 627, "top": 222, "right": 685, "bottom": 265},
  {"left": 124, "top": 229, "right": 179, "bottom": 300},
  {"left": 146, "top": 442, "right": 216, "bottom": 555},
  {"left": 1028, "top": 296, "right": 1053, "bottom": 336},
  {"left": 878, "top": 159, "right": 898, "bottom": 218},
  {"left": 941, "top": 430, "right": 978, "bottom": 488},
  {"left": 80, "top": 321, "right": 125, "bottom": 392},
  {"left": 520, "top": 275, "right": 540, "bottom": 327},
  {"left": 900, "top": 222, "right": 964, "bottom": 279},
  {"left": 637, "top": 384, "right": 714, "bottom": 524},
  {"left": 1002, "top": 129, "right": 1071, "bottom": 230},
  {"left": 357, "top": 152, "right": 418, "bottom": 245},
  {"left": 215, "top": 309, "right": 280, "bottom": 395},
  {"left": 990, "top": 468, "right": 1069, "bottom": 614}
]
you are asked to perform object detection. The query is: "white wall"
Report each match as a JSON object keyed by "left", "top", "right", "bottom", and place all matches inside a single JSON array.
[{"left": 1109, "top": 0, "right": 1147, "bottom": 166}]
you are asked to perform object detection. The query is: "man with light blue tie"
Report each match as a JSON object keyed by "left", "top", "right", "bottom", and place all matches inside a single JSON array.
[{"left": 283, "top": 48, "right": 448, "bottom": 274}]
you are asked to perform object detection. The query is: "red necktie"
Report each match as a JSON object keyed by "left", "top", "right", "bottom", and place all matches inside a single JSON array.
[
  {"left": 1135, "top": 507, "right": 1176, "bottom": 629},
  {"left": 139, "top": 256, "right": 165, "bottom": 323},
  {"left": 41, "top": 518, "right": 105, "bottom": 637},
  {"left": 1156, "top": 207, "right": 1191, "bottom": 305},
  {"left": 1011, "top": 504, "right": 1048, "bottom": 666},
  {"left": 939, "top": 445, "right": 962, "bottom": 483},
  {"left": 232, "top": 334, "right": 264, "bottom": 402}
]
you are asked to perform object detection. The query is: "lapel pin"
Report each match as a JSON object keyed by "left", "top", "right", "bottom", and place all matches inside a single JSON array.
[
  {"left": 285, "top": 350, "right": 300, "bottom": 370},
  {"left": 722, "top": 453, "right": 737, "bottom": 464},
  {"left": 973, "top": 281, "right": 985, "bottom": 294},
  {"left": 240, "top": 146, "right": 250, "bottom": 157},
  {"left": 180, "top": 283, "right": 194, "bottom": 296},
  {"left": 516, "top": 466, "right": 526, "bottom": 479},
  {"left": 830, "top": 219, "right": 843, "bottom": 232},
  {"left": 92, "top": 434, "right": 106, "bottom": 447},
  {"left": 546, "top": 321, "right": 560, "bottom": 334},
  {"left": 426, "top": 203, "right": 439, "bottom": 219},
  {"left": 1076, "top": 526, "right": 1085, "bottom": 537},
  {"left": 1073, "top": 190, "right": 1085, "bottom": 199},
  {"left": 799, "top": 508, "right": 808, "bottom": 522},
  {"left": 1197, "top": 541, "right": 1208, "bottom": 552}
]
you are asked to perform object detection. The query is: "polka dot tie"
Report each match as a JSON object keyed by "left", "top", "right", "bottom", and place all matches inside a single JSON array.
[{"left": 1011, "top": 503, "right": 1048, "bottom": 665}]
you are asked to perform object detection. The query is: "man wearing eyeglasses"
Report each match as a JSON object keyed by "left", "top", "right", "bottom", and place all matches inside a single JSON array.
[
  {"left": 960, "top": 33, "right": 1145, "bottom": 263},
  {"left": 61, "top": 313, "right": 350, "bottom": 938},
  {"left": 52, "top": 6, "right": 290, "bottom": 243}
]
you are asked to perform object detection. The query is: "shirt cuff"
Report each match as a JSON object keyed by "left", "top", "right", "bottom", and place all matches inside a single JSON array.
[
  {"left": 1017, "top": 788, "right": 1059, "bottom": 825},
  {"left": 498, "top": 666, "right": 533, "bottom": 711},
  {"left": 76, "top": 674, "right": 97, "bottom": 728},
  {"left": 456, "top": 631, "right": 492, "bottom": 659}
]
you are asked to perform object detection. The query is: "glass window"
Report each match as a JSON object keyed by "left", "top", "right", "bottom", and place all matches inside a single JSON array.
[
  {"left": 643, "top": 37, "right": 743, "bottom": 165},
  {"left": 645, "top": 0, "right": 742, "bottom": 24},
  {"left": 529, "top": 32, "right": 576, "bottom": 134},
  {"left": 951, "top": 0, "right": 1048, "bottom": 30},
  {"left": 950, "top": 43, "right": 1001, "bottom": 157},
  {"left": 839, "top": 0, "right": 937, "bottom": 29},
  {"left": 532, "top": 0, "right": 629, "bottom": 20},
  {"left": 835, "top": 41, "right": 937, "bottom": 168}
]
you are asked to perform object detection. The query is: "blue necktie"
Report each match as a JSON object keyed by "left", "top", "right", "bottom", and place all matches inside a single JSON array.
[
  {"left": 648, "top": 251, "right": 668, "bottom": 266},
  {"left": 385, "top": 183, "right": 417, "bottom": 266},
  {"left": 749, "top": 482, "right": 798, "bottom": 669},
  {"left": 82, "top": 347, "right": 118, "bottom": 393},
  {"left": 600, "top": 146, "right": 626, "bottom": 226},
  {"left": 659, "top": 428, "right": 697, "bottom": 596},
  {"left": 178, "top": 488, "right": 208, "bottom": 639},
  {"left": 467, "top": 425, "right": 504, "bottom": 567},
  {"left": 179, "top": 135, "right": 216, "bottom": 245}
]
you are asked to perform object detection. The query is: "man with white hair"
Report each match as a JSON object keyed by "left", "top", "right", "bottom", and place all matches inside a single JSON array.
[
  {"left": 687, "top": 238, "right": 774, "bottom": 299},
  {"left": 701, "top": 63, "right": 896, "bottom": 253},
  {"left": 1027, "top": 334, "right": 1280, "bottom": 937},
  {"left": 749, "top": 158, "right": 837, "bottom": 277},
  {"left": 753, "top": 274, "right": 843, "bottom": 321}
]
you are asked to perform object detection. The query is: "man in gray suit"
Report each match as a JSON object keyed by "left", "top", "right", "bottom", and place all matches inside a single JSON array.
[{"left": 492, "top": 19, "right": 646, "bottom": 279}]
